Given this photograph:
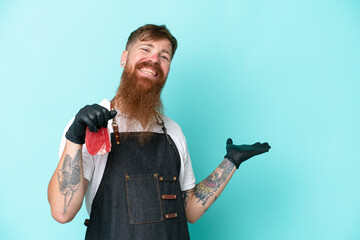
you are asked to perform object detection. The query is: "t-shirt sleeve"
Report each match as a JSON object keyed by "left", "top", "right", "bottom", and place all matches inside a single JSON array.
[
  {"left": 58, "top": 117, "right": 94, "bottom": 182},
  {"left": 180, "top": 138, "right": 196, "bottom": 191},
  {"left": 166, "top": 120, "right": 196, "bottom": 191}
]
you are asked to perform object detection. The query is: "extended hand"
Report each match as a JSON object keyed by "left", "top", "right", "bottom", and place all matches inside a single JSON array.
[
  {"left": 225, "top": 138, "right": 271, "bottom": 169},
  {"left": 65, "top": 104, "right": 117, "bottom": 144}
]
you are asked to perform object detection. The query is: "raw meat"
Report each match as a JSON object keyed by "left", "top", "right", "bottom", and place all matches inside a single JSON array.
[{"left": 85, "top": 127, "right": 111, "bottom": 155}]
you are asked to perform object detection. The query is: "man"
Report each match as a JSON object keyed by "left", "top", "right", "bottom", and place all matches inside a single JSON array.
[{"left": 48, "top": 24, "right": 270, "bottom": 239}]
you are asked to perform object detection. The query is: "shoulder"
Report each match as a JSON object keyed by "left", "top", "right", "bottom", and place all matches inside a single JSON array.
[
  {"left": 162, "top": 115, "right": 184, "bottom": 137},
  {"left": 99, "top": 99, "right": 110, "bottom": 109},
  {"left": 161, "top": 115, "right": 188, "bottom": 153}
]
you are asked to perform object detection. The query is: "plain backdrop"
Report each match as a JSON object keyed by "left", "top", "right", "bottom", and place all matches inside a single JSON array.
[{"left": 1, "top": 0, "right": 359, "bottom": 239}]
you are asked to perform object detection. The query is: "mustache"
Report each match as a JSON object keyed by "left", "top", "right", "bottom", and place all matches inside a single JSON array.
[{"left": 136, "top": 61, "right": 164, "bottom": 79}]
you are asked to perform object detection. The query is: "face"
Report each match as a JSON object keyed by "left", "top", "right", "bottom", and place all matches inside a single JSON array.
[{"left": 121, "top": 38, "right": 172, "bottom": 87}]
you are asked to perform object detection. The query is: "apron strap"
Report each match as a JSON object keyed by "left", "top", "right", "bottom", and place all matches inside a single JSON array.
[
  {"left": 155, "top": 113, "right": 181, "bottom": 166},
  {"left": 110, "top": 99, "right": 172, "bottom": 147},
  {"left": 155, "top": 113, "right": 173, "bottom": 146},
  {"left": 110, "top": 100, "right": 121, "bottom": 145}
]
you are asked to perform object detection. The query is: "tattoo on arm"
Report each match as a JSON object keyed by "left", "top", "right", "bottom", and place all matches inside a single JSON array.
[
  {"left": 57, "top": 150, "right": 81, "bottom": 215},
  {"left": 204, "top": 196, "right": 218, "bottom": 213},
  {"left": 182, "top": 188, "right": 195, "bottom": 209},
  {"left": 194, "top": 160, "right": 234, "bottom": 206}
]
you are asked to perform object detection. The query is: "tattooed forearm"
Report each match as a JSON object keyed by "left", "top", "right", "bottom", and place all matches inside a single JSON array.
[
  {"left": 182, "top": 188, "right": 195, "bottom": 208},
  {"left": 204, "top": 196, "right": 218, "bottom": 213},
  {"left": 194, "top": 159, "right": 235, "bottom": 206},
  {"left": 57, "top": 150, "right": 81, "bottom": 215}
]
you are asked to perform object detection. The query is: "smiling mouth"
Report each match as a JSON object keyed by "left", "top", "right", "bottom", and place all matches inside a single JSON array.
[{"left": 139, "top": 67, "right": 157, "bottom": 77}]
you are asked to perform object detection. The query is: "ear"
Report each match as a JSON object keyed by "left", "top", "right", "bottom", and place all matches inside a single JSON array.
[{"left": 120, "top": 50, "right": 128, "bottom": 68}]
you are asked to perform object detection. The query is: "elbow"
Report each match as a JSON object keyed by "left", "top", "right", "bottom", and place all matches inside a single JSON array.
[
  {"left": 51, "top": 209, "right": 75, "bottom": 224},
  {"left": 52, "top": 214, "right": 74, "bottom": 224},
  {"left": 186, "top": 215, "right": 199, "bottom": 224}
]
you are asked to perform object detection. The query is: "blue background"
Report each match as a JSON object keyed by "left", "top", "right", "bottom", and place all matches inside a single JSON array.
[{"left": 1, "top": 0, "right": 359, "bottom": 239}]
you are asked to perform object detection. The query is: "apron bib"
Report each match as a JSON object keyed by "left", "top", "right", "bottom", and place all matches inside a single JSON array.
[{"left": 84, "top": 113, "right": 190, "bottom": 239}]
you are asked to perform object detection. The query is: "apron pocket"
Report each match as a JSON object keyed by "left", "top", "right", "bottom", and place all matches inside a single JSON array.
[{"left": 125, "top": 173, "right": 163, "bottom": 225}]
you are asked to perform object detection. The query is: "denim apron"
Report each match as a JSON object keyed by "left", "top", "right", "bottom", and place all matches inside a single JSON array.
[{"left": 84, "top": 112, "right": 190, "bottom": 240}]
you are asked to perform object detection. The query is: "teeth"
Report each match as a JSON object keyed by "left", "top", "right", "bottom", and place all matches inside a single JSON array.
[{"left": 140, "top": 68, "right": 156, "bottom": 76}]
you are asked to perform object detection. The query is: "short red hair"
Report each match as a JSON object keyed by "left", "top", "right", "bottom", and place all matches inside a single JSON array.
[{"left": 126, "top": 24, "right": 178, "bottom": 59}]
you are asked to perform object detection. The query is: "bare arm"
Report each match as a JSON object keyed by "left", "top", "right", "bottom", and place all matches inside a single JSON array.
[
  {"left": 48, "top": 104, "right": 116, "bottom": 223},
  {"left": 183, "top": 139, "right": 271, "bottom": 223},
  {"left": 47, "top": 140, "right": 88, "bottom": 223},
  {"left": 183, "top": 158, "right": 236, "bottom": 223}
]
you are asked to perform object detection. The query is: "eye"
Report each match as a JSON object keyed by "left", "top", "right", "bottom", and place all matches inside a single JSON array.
[
  {"left": 161, "top": 55, "right": 170, "bottom": 61},
  {"left": 141, "top": 48, "right": 149, "bottom": 52}
]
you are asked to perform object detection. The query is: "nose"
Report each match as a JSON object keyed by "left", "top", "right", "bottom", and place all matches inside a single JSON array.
[{"left": 148, "top": 53, "right": 160, "bottom": 64}]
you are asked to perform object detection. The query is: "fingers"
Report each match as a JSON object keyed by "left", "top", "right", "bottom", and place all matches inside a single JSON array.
[
  {"left": 263, "top": 142, "right": 271, "bottom": 151},
  {"left": 82, "top": 116, "right": 98, "bottom": 132},
  {"left": 260, "top": 142, "right": 271, "bottom": 150},
  {"left": 227, "top": 139, "right": 271, "bottom": 155},
  {"left": 226, "top": 138, "right": 233, "bottom": 151},
  {"left": 99, "top": 108, "right": 117, "bottom": 127},
  {"left": 227, "top": 138, "right": 270, "bottom": 150},
  {"left": 79, "top": 104, "right": 117, "bottom": 132},
  {"left": 226, "top": 138, "right": 233, "bottom": 145},
  {"left": 256, "top": 142, "right": 271, "bottom": 154},
  {"left": 109, "top": 110, "right": 117, "bottom": 119},
  {"left": 100, "top": 106, "right": 112, "bottom": 127},
  {"left": 251, "top": 142, "right": 270, "bottom": 148},
  {"left": 96, "top": 106, "right": 107, "bottom": 129}
]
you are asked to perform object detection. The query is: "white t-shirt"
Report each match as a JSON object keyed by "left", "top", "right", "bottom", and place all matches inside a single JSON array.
[{"left": 58, "top": 99, "right": 196, "bottom": 215}]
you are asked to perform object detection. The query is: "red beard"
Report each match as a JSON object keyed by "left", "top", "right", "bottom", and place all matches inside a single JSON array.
[{"left": 114, "top": 61, "right": 167, "bottom": 130}]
